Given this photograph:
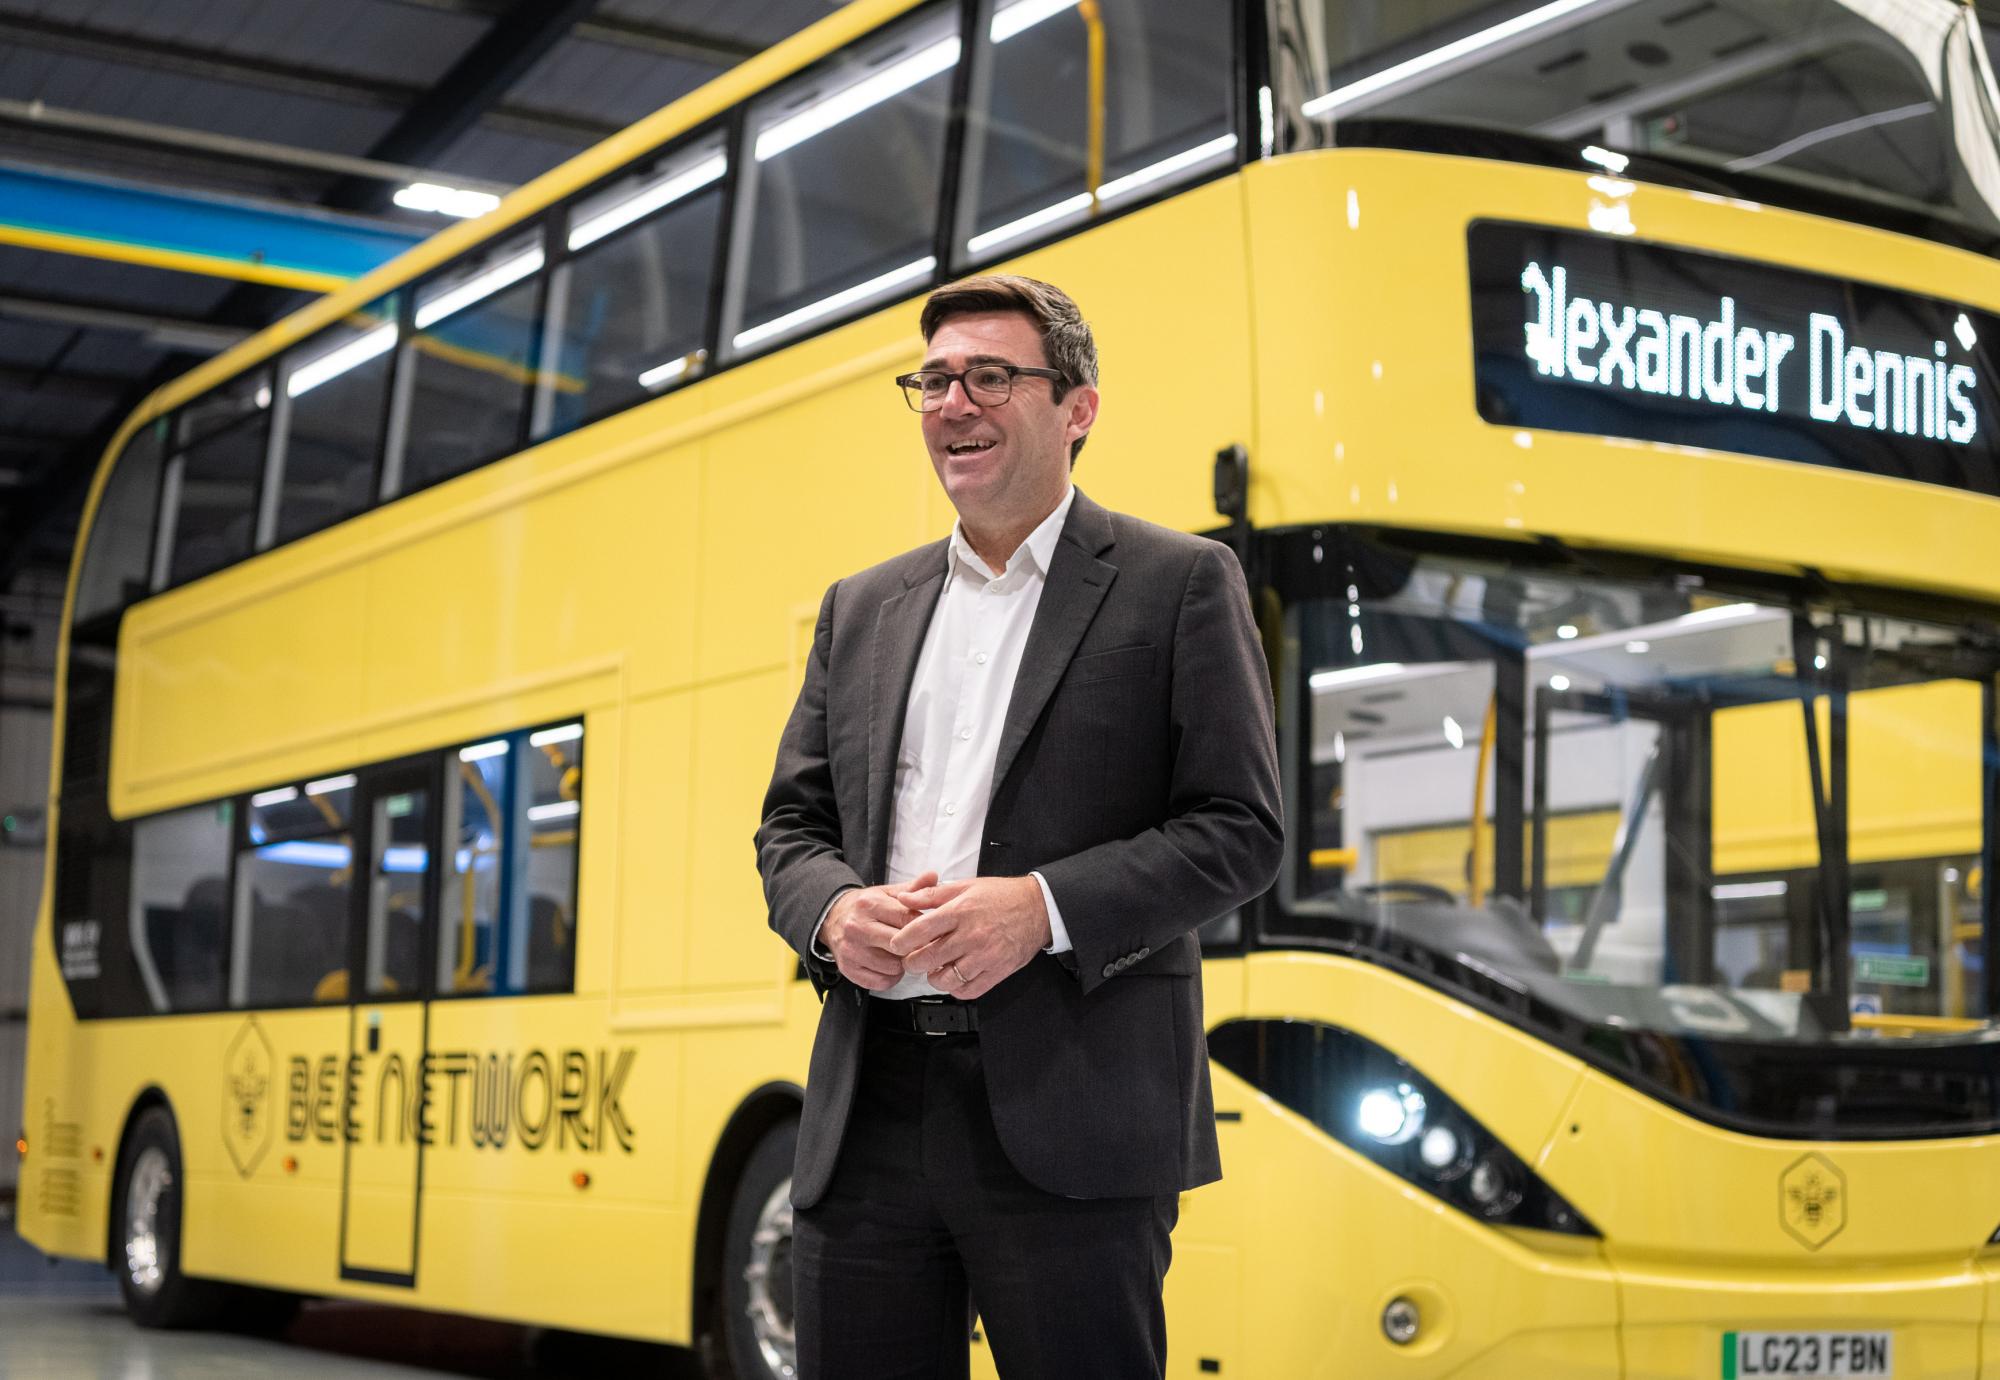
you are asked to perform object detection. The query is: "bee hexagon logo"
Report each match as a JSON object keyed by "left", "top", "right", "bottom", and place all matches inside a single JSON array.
[
  {"left": 222, "top": 1017, "right": 275, "bottom": 1177},
  {"left": 1779, "top": 1151, "right": 1846, "bottom": 1250}
]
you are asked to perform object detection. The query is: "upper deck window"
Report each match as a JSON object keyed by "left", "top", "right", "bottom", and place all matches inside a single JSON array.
[
  {"left": 546, "top": 136, "right": 728, "bottom": 432},
  {"left": 156, "top": 371, "right": 271, "bottom": 590},
  {"left": 725, "top": 4, "right": 960, "bottom": 355},
  {"left": 955, "top": 0, "right": 1238, "bottom": 263},
  {"left": 271, "top": 296, "right": 400, "bottom": 545},
  {"left": 73, "top": 416, "right": 166, "bottom": 625},
  {"left": 396, "top": 230, "right": 547, "bottom": 496}
]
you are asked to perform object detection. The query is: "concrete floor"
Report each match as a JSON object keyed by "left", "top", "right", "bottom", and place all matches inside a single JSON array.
[{"left": 0, "top": 1200, "right": 700, "bottom": 1378}]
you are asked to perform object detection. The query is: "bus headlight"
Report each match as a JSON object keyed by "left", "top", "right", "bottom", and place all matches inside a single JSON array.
[
  {"left": 1208, "top": 1019, "right": 1600, "bottom": 1238},
  {"left": 1357, "top": 1084, "right": 1425, "bottom": 1144},
  {"left": 1466, "top": 1153, "right": 1522, "bottom": 1218},
  {"left": 1417, "top": 1123, "right": 1469, "bottom": 1178}
]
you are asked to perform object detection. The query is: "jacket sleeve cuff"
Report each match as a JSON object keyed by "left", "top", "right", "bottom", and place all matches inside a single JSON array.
[{"left": 810, "top": 887, "right": 853, "bottom": 962}]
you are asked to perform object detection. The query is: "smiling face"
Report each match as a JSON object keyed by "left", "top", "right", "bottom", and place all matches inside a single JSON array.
[{"left": 920, "top": 310, "right": 1097, "bottom": 538}]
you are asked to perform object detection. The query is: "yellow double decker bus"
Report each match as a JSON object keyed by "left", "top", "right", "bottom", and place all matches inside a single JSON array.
[{"left": 19, "top": 0, "right": 2000, "bottom": 1373}]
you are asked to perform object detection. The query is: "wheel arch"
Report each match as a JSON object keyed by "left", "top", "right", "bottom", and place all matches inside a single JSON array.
[
  {"left": 691, "top": 1081, "right": 802, "bottom": 1347},
  {"left": 104, "top": 1085, "right": 176, "bottom": 1267}
]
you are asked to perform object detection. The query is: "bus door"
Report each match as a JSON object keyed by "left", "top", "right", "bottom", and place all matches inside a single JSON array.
[{"left": 339, "top": 762, "right": 437, "bottom": 1286}]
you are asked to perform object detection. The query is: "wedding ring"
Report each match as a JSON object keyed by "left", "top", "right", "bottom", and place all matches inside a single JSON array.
[{"left": 950, "top": 961, "right": 969, "bottom": 987}]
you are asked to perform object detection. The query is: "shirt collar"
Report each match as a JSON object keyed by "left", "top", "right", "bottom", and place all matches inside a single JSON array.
[{"left": 948, "top": 484, "right": 1076, "bottom": 581}]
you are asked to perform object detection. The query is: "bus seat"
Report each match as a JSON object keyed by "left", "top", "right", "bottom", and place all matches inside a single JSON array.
[
  {"left": 167, "top": 876, "right": 229, "bottom": 1008},
  {"left": 526, "top": 893, "right": 573, "bottom": 990}
]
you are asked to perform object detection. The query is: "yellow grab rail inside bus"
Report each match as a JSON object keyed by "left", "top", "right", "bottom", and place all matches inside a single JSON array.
[
  {"left": 1079, "top": 0, "right": 1105, "bottom": 217},
  {"left": 1849, "top": 1012, "right": 1987, "bottom": 1036}
]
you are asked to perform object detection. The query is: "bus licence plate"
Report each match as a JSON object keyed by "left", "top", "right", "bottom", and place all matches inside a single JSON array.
[{"left": 1723, "top": 1331, "right": 1892, "bottom": 1377}]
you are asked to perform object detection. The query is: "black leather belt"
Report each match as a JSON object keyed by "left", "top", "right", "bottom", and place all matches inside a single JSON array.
[{"left": 868, "top": 995, "right": 979, "bottom": 1036}]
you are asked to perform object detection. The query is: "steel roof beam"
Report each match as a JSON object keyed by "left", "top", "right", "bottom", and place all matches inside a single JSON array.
[
  {"left": 0, "top": 14, "right": 618, "bottom": 147},
  {"left": 0, "top": 292, "right": 249, "bottom": 353},
  {"left": 0, "top": 363, "right": 132, "bottom": 401},
  {"left": 0, "top": 99, "right": 513, "bottom": 196},
  {"left": 572, "top": 13, "right": 759, "bottom": 66},
  {"left": 381, "top": 0, "right": 758, "bottom": 67},
  {"left": 325, "top": 0, "right": 602, "bottom": 211}
]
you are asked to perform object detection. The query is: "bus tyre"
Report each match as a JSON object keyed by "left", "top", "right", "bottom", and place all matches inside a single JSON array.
[
  {"left": 112, "top": 1106, "right": 228, "bottom": 1329},
  {"left": 718, "top": 1119, "right": 799, "bottom": 1380}
]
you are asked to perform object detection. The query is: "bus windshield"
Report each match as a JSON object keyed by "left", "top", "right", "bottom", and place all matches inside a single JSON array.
[
  {"left": 1282, "top": 0, "right": 2000, "bottom": 245},
  {"left": 1274, "top": 529, "right": 2000, "bottom": 1066}
]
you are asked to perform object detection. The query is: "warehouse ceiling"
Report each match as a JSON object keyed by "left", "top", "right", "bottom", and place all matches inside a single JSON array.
[{"left": 0, "top": 0, "right": 834, "bottom": 601}]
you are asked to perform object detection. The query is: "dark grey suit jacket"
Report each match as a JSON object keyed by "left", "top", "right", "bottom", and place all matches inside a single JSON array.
[{"left": 755, "top": 488, "right": 1283, "bottom": 1207}]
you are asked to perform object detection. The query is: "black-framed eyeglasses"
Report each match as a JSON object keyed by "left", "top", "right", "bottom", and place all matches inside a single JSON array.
[{"left": 894, "top": 364, "right": 1065, "bottom": 412}]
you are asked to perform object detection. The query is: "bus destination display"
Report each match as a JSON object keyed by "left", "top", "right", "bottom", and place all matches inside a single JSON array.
[{"left": 1468, "top": 220, "right": 2000, "bottom": 497}]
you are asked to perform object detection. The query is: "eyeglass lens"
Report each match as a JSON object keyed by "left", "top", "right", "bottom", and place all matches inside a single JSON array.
[{"left": 907, "top": 366, "right": 1015, "bottom": 410}]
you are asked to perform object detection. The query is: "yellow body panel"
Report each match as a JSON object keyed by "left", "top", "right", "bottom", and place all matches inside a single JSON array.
[{"left": 19, "top": 47, "right": 2000, "bottom": 1373}]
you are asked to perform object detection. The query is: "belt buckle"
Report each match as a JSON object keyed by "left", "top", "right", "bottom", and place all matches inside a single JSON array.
[{"left": 911, "top": 997, "right": 954, "bottom": 1037}]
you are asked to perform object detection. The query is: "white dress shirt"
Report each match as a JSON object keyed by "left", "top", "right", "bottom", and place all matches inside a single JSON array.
[{"left": 815, "top": 486, "right": 1076, "bottom": 998}]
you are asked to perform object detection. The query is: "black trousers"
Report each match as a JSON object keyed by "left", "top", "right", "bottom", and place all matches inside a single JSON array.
[{"left": 793, "top": 1020, "right": 1178, "bottom": 1380}]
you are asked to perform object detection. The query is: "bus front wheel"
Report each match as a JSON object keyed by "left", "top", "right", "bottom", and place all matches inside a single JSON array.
[
  {"left": 718, "top": 1118, "right": 799, "bottom": 1380},
  {"left": 112, "top": 1105, "right": 227, "bottom": 1328}
]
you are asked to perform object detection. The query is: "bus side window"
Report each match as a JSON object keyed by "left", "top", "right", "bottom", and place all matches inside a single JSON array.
[
  {"left": 231, "top": 777, "right": 356, "bottom": 1008},
  {"left": 395, "top": 231, "right": 547, "bottom": 499},
  {"left": 129, "top": 803, "right": 232, "bottom": 1013},
  {"left": 441, "top": 736, "right": 509, "bottom": 995},
  {"left": 521, "top": 723, "right": 581, "bottom": 994},
  {"left": 269, "top": 296, "right": 400, "bottom": 547},
  {"left": 440, "top": 722, "right": 582, "bottom": 997},
  {"left": 723, "top": 2, "right": 961, "bottom": 357},
  {"left": 73, "top": 417, "right": 168, "bottom": 625},
  {"left": 158, "top": 371, "right": 273, "bottom": 590},
  {"left": 545, "top": 136, "right": 728, "bottom": 436},
  {"left": 954, "top": 0, "right": 1239, "bottom": 265}
]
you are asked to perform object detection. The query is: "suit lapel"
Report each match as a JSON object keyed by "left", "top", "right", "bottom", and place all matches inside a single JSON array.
[
  {"left": 866, "top": 552, "right": 947, "bottom": 883},
  {"left": 988, "top": 491, "right": 1117, "bottom": 805}
]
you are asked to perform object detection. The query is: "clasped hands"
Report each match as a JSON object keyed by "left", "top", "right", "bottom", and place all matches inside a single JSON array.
[{"left": 820, "top": 869, "right": 1051, "bottom": 999}]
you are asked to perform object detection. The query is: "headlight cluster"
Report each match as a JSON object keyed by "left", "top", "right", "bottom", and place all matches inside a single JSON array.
[{"left": 1207, "top": 1019, "right": 1598, "bottom": 1237}]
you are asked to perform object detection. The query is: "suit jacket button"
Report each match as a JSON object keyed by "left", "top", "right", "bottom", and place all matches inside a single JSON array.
[
  {"left": 1137, "top": 947, "right": 1151, "bottom": 959},
  {"left": 1101, "top": 964, "right": 1117, "bottom": 978}
]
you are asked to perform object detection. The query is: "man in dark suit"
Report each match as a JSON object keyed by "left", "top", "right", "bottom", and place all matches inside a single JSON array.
[{"left": 756, "top": 274, "right": 1282, "bottom": 1379}]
